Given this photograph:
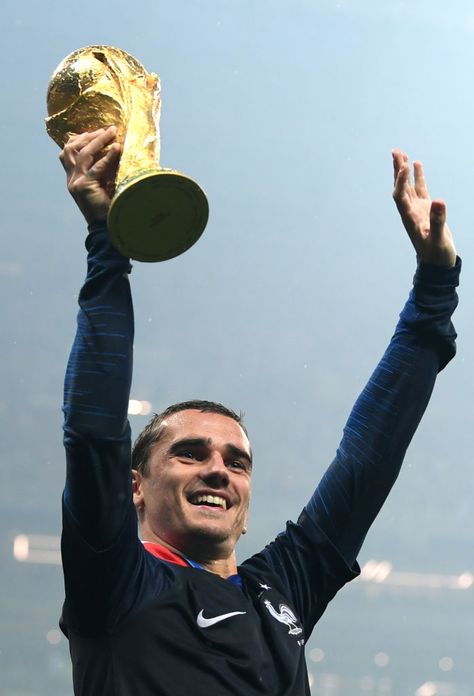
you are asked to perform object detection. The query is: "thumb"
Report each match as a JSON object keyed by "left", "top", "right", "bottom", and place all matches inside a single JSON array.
[{"left": 429, "top": 199, "right": 446, "bottom": 240}]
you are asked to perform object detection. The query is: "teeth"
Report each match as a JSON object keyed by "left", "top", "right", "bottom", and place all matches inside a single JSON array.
[{"left": 192, "top": 494, "right": 227, "bottom": 510}]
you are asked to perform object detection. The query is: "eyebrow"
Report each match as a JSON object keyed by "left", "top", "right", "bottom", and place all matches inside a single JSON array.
[
  {"left": 227, "top": 444, "right": 253, "bottom": 468},
  {"left": 169, "top": 437, "right": 253, "bottom": 467}
]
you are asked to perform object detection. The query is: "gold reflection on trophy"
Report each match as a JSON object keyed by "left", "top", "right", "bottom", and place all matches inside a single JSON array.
[{"left": 46, "top": 46, "right": 208, "bottom": 262}]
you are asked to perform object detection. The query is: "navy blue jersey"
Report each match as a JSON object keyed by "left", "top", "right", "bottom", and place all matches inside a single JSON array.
[{"left": 61, "top": 225, "right": 460, "bottom": 695}]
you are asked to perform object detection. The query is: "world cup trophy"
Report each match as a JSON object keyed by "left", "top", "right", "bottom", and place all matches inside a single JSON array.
[{"left": 45, "top": 46, "right": 209, "bottom": 262}]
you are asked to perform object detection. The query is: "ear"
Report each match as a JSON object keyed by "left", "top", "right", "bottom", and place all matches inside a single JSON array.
[{"left": 132, "top": 469, "right": 145, "bottom": 512}]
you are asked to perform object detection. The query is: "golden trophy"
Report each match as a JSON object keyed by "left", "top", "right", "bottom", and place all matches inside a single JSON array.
[{"left": 45, "top": 46, "right": 209, "bottom": 262}]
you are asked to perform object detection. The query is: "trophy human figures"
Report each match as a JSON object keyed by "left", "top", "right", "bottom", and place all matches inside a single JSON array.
[{"left": 46, "top": 46, "right": 209, "bottom": 262}]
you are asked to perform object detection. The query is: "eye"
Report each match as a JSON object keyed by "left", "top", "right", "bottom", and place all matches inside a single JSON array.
[
  {"left": 227, "top": 460, "right": 247, "bottom": 472},
  {"left": 177, "top": 448, "right": 205, "bottom": 462}
]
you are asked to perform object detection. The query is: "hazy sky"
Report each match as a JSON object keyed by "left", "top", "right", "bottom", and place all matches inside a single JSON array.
[{"left": 1, "top": 1, "right": 473, "bottom": 693}]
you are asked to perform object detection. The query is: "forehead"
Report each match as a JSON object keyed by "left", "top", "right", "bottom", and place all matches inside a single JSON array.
[{"left": 161, "top": 410, "right": 250, "bottom": 452}]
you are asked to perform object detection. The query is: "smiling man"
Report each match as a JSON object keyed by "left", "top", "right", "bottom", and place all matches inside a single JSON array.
[
  {"left": 132, "top": 406, "right": 253, "bottom": 573},
  {"left": 58, "top": 128, "right": 460, "bottom": 696}
]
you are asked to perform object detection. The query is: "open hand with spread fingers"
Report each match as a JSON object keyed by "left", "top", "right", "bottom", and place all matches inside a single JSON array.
[
  {"left": 59, "top": 125, "right": 122, "bottom": 225},
  {"left": 392, "top": 149, "right": 456, "bottom": 268}
]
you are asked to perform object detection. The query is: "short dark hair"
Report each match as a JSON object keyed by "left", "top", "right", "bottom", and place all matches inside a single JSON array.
[{"left": 132, "top": 400, "right": 247, "bottom": 475}]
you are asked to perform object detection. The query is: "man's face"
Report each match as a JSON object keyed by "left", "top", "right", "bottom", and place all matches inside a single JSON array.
[{"left": 134, "top": 410, "right": 252, "bottom": 560}]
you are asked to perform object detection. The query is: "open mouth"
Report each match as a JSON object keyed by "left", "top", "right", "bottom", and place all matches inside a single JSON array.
[{"left": 189, "top": 494, "right": 228, "bottom": 511}]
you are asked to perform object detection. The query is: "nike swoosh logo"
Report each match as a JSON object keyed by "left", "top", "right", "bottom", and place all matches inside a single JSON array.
[{"left": 196, "top": 609, "right": 246, "bottom": 628}]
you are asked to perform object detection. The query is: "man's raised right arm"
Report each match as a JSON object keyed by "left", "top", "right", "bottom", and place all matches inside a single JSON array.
[{"left": 61, "top": 127, "right": 134, "bottom": 548}]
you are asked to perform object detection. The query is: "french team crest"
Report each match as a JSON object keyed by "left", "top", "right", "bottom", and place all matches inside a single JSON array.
[{"left": 263, "top": 599, "right": 303, "bottom": 636}]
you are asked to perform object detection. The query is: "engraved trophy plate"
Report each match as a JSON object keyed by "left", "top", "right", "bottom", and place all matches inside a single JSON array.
[{"left": 46, "top": 46, "right": 209, "bottom": 262}]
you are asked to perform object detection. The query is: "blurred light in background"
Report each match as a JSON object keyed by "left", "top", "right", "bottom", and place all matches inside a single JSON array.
[
  {"left": 358, "top": 560, "right": 473, "bottom": 591},
  {"left": 360, "top": 559, "right": 392, "bottom": 582},
  {"left": 309, "top": 647, "right": 325, "bottom": 663},
  {"left": 438, "top": 657, "right": 454, "bottom": 672},
  {"left": 0, "top": 261, "right": 23, "bottom": 277},
  {"left": 415, "top": 682, "right": 455, "bottom": 696},
  {"left": 128, "top": 399, "right": 152, "bottom": 416},
  {"left": 46, "top": 629, "right": 62, "bottom": 645},
  {"left": 374, "top": 652, "right": 389, "bottom": 668},
  {"left": 13, "top": 534, "right": 61, "bottom": 565}
]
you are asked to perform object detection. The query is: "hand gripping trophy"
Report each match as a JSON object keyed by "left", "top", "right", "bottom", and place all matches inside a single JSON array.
[{"left": 45, "top": 46, "right": 209, "bottom": 262}]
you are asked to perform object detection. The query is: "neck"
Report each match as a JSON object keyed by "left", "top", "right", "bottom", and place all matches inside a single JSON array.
[
  {"left": 194, "top": 555, "right": 238, "bottom": 578},
  {"left": 142, "top": 531, "right": 239, "bottom": 579}
]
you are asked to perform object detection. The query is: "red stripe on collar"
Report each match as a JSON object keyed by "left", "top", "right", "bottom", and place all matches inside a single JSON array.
[{"left": 143, "top": 542, "right": 189, "bottom": 567}]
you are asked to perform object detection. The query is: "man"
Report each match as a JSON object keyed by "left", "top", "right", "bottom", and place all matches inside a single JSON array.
[{"left": 59, "top": 126, "right": 459, "bottom": 695}]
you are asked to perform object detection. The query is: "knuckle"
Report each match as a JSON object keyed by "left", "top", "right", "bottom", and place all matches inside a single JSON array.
[{"left": 68, "top": 179, "right": 82, "bottom": 196}]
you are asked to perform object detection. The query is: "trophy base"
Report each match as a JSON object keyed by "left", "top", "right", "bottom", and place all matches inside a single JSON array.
[{"left": 108, "top": 169, "right": 209, "bottom": 262}]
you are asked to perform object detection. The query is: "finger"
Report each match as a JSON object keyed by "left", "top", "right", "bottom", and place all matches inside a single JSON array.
[
  {"left": 392, "top": 151, "right": 412, "bottom": 187},
  {"left": 392, "top": 162, "right": 410, "bottom": 204},
  {"left": 392, "top": 149, "right": 404, "bottom": 186},
  {"left": 63, "top": 129, "right": 107, "bottom": 158},
  {"left": 429, "top": 199, "right": 446, "bottom": 241},
  {"left": 64, "top": 126, "right": 117, "bottom": 161},
  {"left": 60, "top": 129, "right": 108, "bottom": 170},
  {"left": 89, "top": 142, "right": 122, "bottom": 181},
  {"left": 76, "top": 125, "right": 117, "bottom": 160},
  {"left": 66, "top": 129, "right": 105, "bottom": 148},
  {"left": 73, "top": 126, "right": 117, "bottom": 176},
  {"left": 414, "top": 161, "right": 430, "bottom": 199},
  {"left": 401, "top": 152, "right": 412, "bottom": 186}
]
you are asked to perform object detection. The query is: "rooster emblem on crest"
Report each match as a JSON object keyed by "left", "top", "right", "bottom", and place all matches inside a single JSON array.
[{"left": 263, "top": 600, "right": 303, "bottom": 636}]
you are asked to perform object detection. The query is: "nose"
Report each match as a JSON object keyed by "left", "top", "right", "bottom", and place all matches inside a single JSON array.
[{"left": 201, "top": 451, "right": 229, "bottom": 486}]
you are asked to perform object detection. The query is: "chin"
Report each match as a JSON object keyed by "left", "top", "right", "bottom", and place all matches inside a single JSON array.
[
  {"left": 193, "top": 525, "right": 230, "bottom": 542},
  {"left": 184, "top": 522, "right": 238, "bottom": 551}
]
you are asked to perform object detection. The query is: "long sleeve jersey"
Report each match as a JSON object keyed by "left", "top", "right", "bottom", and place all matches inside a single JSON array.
[{"left": 61, "top": 225, "right": 460, "bottom": 696}]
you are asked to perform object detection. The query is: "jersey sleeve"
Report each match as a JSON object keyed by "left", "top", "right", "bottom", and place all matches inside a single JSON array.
[
  {"left": 61, "top": 225, "right": 149, "bottom": 635},
  {"left": 244, "top": 258, "right": 461, "bottom": 636}
]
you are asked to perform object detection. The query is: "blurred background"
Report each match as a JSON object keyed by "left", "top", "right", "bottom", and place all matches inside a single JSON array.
[{"left": 1, "top": 0, "right": 473, "bottom": 694}]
